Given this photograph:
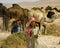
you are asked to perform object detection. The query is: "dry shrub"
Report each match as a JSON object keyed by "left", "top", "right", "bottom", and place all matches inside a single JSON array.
[{"left": 1, "top": 32, "right": 27, "bottom": 48}]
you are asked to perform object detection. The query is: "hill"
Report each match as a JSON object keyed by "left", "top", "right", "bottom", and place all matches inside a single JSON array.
[{"left": 3, "top": 0, "right": 60, "bottom": 9}]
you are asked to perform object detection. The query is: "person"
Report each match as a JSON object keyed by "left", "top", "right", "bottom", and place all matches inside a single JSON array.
[
  {"left": 11, "top": 20, "right": 21, "bottom": 34},
  {"left": 26, "top": 17, "right": 40, "bottom": 48}
]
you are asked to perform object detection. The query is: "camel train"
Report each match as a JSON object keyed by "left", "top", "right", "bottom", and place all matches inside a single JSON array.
[{"left": 0, "top": 3, "right": 60, "bottom": 34}]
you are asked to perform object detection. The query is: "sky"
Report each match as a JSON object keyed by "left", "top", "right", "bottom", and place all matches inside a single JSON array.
[{"left": 0, "top": 0, "right": 39, "bottom": 4}]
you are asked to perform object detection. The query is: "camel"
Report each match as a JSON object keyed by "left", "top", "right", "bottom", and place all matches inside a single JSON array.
[
  {"left": 8, "top": 4, "right": 24, "bottom": 30},
  {"left": 0, "top": 3, "right": 29, "bottom": 31},
  {"left": 28, "top": 7, "right": 55, "bottom": 34},
  {"left": 28, "top": 7, "right": 46, "bottom": 34},
  {"left": 8, "top": 4, "right": 29, "bottom": 31},
  {"left": 0, "top": 3, "right": 9, "bottom": 31}
]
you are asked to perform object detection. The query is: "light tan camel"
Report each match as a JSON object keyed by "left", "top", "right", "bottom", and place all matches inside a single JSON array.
[{"left": 28, "top": 7, "right": 56, "bottom": 34}]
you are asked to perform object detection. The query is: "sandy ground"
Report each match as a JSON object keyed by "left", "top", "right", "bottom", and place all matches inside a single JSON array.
[
  {"left": 0, "top": 31, "right": 11, "bottom": 47},
  {"left": 37, "top": 35, "right": 60, "bottom": 48},
  {"left": 0, "top": 32, "right": 11, "bottom": 39},
  {"left": 0, "top": 31, "right": 60, "bottom": 48}
]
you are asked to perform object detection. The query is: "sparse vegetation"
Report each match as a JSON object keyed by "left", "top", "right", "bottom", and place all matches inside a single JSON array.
[
  {"left": 42, "top": 27, "right": 60, "bottom": 36},
  {"left": 42, "top": 29, "right": 54, "bottom": 35},
  {"left": 1, "top": 32, "right": 27, "bottom": 48}
]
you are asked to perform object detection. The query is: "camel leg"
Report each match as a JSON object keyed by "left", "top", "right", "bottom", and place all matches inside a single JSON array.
[
  {"left": 39, "top": 25, "right": 42, "bottom": 35},
  {"left": 44, "top": 26, "right": 47, "bottom": 35}
]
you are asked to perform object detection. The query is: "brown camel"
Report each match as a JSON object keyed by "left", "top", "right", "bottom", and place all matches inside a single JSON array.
[{"left": 8, "top": 4, "right": 29, "bottom": 31}]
